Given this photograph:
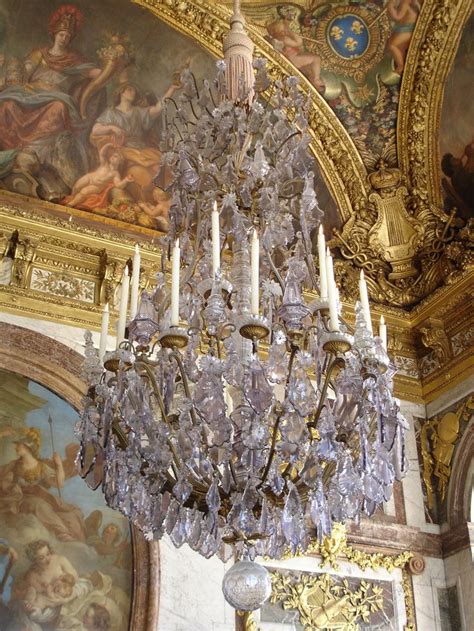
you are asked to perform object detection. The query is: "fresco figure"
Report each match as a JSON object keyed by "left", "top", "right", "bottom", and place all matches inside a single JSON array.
[
  {"left": 65, "top": 143, "right": 134, "bottom": 209},
  {"left": 0, "top": 370, "right": 133, "bottom": 630},
  {"left": 9, "top": 540, "right": 91, "bottom": 630},
  {"left": 89, "top": 82, "right": 179, "bottom": 203},
  {"left": 0, "top": 429, "right": 86, "bottom": 543},
  {"left": 441, "top": 138, "right": 474, "bottom": 220},
  {"left": 386, "top": 0, "right": 421, "bottom": 74},
  {"left": 0, "top": 5, "right": 102, "bottom": 188},
  {"left": 266, "top": 7, "right": 324, "bottom": 92}
]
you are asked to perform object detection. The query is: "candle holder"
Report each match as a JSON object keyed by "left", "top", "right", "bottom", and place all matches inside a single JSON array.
[
  {"left": 239, "top": 315, "right": 270, "bottom": 341},
  {"left": 322, "top": 331, "right": 353, "bottom": 355},
  {"left": 198, "top": 276, "right": 233, "bottom": 301},
  {"left": 103, "top": 348, "right": 134, "bottom": 373},
  {"left": 310, "top": 297, "right": 330, "bottom": 317},
  {"left": 159, "top": 326, "right": 189, "bottom": 349}
]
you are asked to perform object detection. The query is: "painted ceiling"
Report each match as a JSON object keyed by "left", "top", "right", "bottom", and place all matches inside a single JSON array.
[{"left": 0, "top": 0, "right": 471, "bottom": 310}]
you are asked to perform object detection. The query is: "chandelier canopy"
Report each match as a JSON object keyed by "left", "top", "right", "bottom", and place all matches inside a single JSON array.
[{"left": 78, "top": 1, "right": 408, "bottom": 612}]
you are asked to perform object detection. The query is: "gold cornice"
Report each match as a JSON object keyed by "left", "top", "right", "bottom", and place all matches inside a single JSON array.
[
  {"left": 1, "top": 202, "right": 472, "bottom": 404},
  {"left": 398, "top": 0, "right": 472, "bottom": 207},
  {"left": 133, "top": 0, "right": 369, "bottom": 223},
  {"left": 409, "top": 269, "right": 474, "bottom": 326},
  {"left": 421, "top": 354, "right": 474, "bottom": 404}
]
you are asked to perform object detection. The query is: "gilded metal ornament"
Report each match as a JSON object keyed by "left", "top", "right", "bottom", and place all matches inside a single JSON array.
[
  {"left": 420, "top": 395, "right": 474, "bottom": 509},
  {"left": 269, "top": 570, "right": 385, "bottom": 630}
]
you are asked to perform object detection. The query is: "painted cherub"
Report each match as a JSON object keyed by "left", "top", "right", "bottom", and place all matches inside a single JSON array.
[
  {"left": 67, "top": 143, "right": 133, "bottom": 208},
  {"left": 137, "top": 187, "right": 170, "bottom": 231},
  {"left": 386, "top": 0, "right": 421, "bottom": 74},
  {"left": 25, "top": 572, "right": 76, "bottom": 615}
]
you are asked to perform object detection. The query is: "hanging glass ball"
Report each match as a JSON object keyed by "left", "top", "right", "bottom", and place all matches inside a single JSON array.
[{"left": 222, "top": 560, "right": 272, "bottom": 611}]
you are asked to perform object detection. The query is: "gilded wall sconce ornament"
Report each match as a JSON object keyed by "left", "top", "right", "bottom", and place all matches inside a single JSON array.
[
  {"left": 367, "top": 161, "right": 423, "bottom": 280},
  {"left": 420, "top": 395, "right": 474, "bottom": 509}
]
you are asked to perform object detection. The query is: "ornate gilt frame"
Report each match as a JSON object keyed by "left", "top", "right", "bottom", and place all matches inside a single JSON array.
[{"left": 0, "top": 322, "right": 161, "bottom": 631}]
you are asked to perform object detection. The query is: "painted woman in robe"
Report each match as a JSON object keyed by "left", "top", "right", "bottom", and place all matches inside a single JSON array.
[
  {"left": 89, "top": 81, "right": 179, "bottom": 205},
  {"left": 0, "top": 5, "right": 102, "bottom": 189},
  {"left": 0, "top": 428, "right": 86, "bottom": 543}
]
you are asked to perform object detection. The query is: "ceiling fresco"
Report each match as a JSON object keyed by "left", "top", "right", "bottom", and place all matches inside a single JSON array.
[
  {"left": 439, "top": 11, "right": 474, "bottom": 223},
  {"left": 219, "top": 0, "right": 422, "bottom": 163},
  {"left": 0, "top": 0, "right": 339, "bottom": 234}
]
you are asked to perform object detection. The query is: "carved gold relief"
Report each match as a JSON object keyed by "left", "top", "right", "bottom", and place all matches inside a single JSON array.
[
  {"left": 270, "top": 571, "right": 385, "bottom": 630},
  {"left": 367, "top": 163, "right": 423, "bottom": 280},
  {"left": 420, "top": 395, "right": 474, "bottom": 509},
  {"left": 418, "top": 318, "right": 452, "bottom": 364}
]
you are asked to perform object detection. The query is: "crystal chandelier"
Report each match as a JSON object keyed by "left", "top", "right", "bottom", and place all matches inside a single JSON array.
[{"left": 78, "top": 1, "right": 408, "bottom": 612}]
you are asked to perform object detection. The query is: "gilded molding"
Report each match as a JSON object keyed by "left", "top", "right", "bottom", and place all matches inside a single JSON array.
[
  {"left": 398, "top": 0, "right": 472, "bottom": 208},
  {"left": 249, "top": 525, "right": 417, "bottom": 630}
]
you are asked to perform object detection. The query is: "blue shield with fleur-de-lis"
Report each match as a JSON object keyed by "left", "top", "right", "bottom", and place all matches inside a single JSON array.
[{"left": 327, "top": 14, "right": 370, "bottom": 60}]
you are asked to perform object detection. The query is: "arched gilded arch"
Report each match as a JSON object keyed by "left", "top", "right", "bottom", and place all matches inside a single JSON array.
[
  {"left": 0, "top": 321, "right": 161, "bottom": 631},
  {"left": 397, "top": 0, "right": 472, "bottom": 209},
  {"left": 134, "top": 0, "right": 369, "bottom": 222}
]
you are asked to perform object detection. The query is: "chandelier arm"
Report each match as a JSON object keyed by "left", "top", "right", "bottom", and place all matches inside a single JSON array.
[
  {"left": 134, "top": 365, "right": 214, "bottom": 494},
  {"left": 256, "top": 412, "right": 283, "bottom": 490},
  {"left": 257, "top": 343, "right": 299, "bottom": 489},
  {"left": 134, "top": 360, "right": 185, "bottom": 476},
  {"left": 265, "top": 249, "right": 285, "bottom": 294},
  {"left": 187, "top": 72, "right": 202, "bottom": 121},
  {"left": 169, "top": 351, "right": 199, "bottom": 427},
  {"left": 228, "top": 459, "right": 239, "bottom": 489},
  {"left": 169, "top": 350, "right": 224, "bottom": 487},
  {"left": 306, "top": 356, "right": 345, "bottom": 430},
  {"left": 135, "top": 360, "right": 170, "bottom": 424},
  {"left": 274, "top": 131, "right": 302, "bottom": 159},
  {"left": 172, "top": 121, "right": 184, "bottom": 143}
]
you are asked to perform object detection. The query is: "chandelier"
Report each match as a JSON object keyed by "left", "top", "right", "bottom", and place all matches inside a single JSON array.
[{"left": 78, "top": 1, "right": 408, "bottom": 613}]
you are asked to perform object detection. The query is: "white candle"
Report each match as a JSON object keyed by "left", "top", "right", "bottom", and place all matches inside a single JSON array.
[
  {"left": 99, "top": 303, "right": 109, "bottom": 362},
  {"left": 326, "top": 248, "right": 339, "bottom": 332},
  {"left": 171, "top": 239, "right": 180, "bottom": 326},
  {"left": 116, "top": 268, "right": 130, "bottom": 348},
  {"left": 224, "top": 384, "right": 234, "bottom": 416},
  {"left": 130, "top": 244, "right": 141, "bottom": 320},
  {"left": 251, "top": 229, "right": 259, "bottom": 316},
  {"left": 379, "top": 315, "right": 387, "bottom": 351},
  {"left": 358, "top": 270, "right": 372, "bottom": 333},
  {"left": 211, "top": 202, "right": 220, "bottom": 276},
  {"left": 317, "top": 225, "right": 328, "bottom": 300}
]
